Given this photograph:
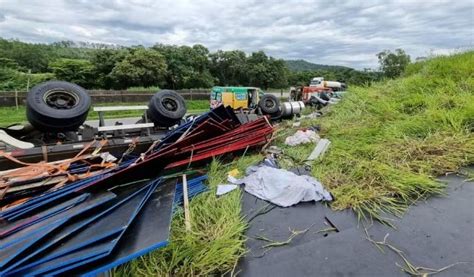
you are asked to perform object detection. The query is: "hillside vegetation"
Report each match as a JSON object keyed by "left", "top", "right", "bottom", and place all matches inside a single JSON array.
[
  {"left": 285, "top": 59, "right": 351, "bottom": 72},
  {"left": 0, "top": 38, "right": 381, "bottom": 91},
  {"left": 118, "top": 52, "right": 473, "bottom": 276}
]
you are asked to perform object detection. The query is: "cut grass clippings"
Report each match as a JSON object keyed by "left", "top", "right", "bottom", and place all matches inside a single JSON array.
[
  {"left": 120, "top": 52, "right": 473, "bottom": 275},
  {"left": 364, "top": 228, "right": 468, "bottom": 276}
]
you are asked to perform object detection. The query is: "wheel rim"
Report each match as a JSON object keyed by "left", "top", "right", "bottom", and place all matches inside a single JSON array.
[
  {"left": 264, "top": 99, "right": 275, "bottom": 109},
  {"left": 43, "top": 89, "right": 79, "bottom": 110},
  {"left": 161, "top": 97, "right": 178, "bottom": 112}
]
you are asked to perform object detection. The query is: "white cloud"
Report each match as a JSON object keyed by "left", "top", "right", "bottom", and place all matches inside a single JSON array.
[{"left": 0, "top": 0, "right": 472, "bottom": 68}]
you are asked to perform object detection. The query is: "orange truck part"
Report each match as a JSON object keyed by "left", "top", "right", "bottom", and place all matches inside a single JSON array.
[{"left": 301, "top": 86, "right": 332, "bottom": 101}]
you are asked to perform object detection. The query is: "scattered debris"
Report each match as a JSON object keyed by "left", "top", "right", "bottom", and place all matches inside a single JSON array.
[
  {"left": 174, "top": 175, "right": 208, "bottom": 206},
  {"left": 315, "top": 227, "right": 337, "bottom": 234},
  {"left": 228, "top": 169, "right": 240, "bottom": 178},
  {"left": 254, "top": 223, "right": 317, "bottom": 257},
  {"left": 264, "top": 145, "right": 282, "bottom": 155},
  {"left": 323, "top": 216, "right": 341, "bottom": 232},
  {"left": 230, "top": 165, "right": 332, "bottom": 207},
  {"left": 307, "top": 125, "right": 321, "bottom": 132},
  {"left": 299, "top": 111, "right": 322, "bottom": 120},
  {"left": 182, "top": 175, "right": 191, "bottom": 232},
  {"left": 216, "top": 184, "right": 238, "bottom": 196},
  {"left": 262, "top": 156, "right": 279, "bottom": 168},
  {"left": 289, "top": 165, "right": 312, "bottom": 176},
  {"left": 257, "top": 227, "right": 310, "bottom": 249},
  {"left": 284, "top": 129, "right": 320, "bottom": 146},
  {"left": 0, "top": 105, "right": 275, "bottom": 275},
  {"left": 306, "top": 138, "right": 331, "bottom": 164}
]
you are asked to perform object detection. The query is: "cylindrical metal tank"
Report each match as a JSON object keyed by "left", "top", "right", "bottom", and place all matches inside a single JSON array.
[
  {"left": 323, "top": 81, "right": 342, "bottom": 88},
  {"left": 281, "top": 101, "right": 305, "bottom": 117}
]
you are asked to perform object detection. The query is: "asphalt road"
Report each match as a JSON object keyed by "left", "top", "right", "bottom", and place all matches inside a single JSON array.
[{"left": 238, "top": 170, "right": 474, "bottom": 276}]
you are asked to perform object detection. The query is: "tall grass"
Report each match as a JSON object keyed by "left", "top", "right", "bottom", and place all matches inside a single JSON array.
[
  {"left": 311, "top": 51, "right": 474, "bottom": 222},
  {"left": 117, "top": 156, "right": 262, "bottom": 276}
]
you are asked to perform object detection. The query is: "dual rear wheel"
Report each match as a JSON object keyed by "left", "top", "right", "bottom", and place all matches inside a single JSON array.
[{"left": 26, "top": 81, "right": 187, "bottom": 132}]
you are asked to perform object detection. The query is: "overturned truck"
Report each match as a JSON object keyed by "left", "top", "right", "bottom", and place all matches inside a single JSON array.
[
  {"left": 290, "top": 77, "right": 347, "bottom": 108},
  {"left": 210, "top": 86, "right": 305, "bottom": 121},
  {"left": 1, "top": 82, "right": 307, "bottom": 171},
  {"left": 0, "top": 81, "right": 189, "bottom": 170}
]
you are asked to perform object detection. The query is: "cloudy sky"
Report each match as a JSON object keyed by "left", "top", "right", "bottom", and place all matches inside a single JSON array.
[{"left": 0, "top": 0, "right": 472, "bottom": 68}]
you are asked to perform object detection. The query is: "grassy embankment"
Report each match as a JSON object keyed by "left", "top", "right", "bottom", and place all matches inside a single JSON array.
[
  {"left": 0, "top": 100, "right": 209, "bottom": 126},
  {"left": 312, "top": 51, "right": 473, "bottom": 221},
  {"left": 119, "top": 52, "right": 473, "bottom": 276}
]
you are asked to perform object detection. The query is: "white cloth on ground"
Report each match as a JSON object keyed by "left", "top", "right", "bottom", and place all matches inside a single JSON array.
[
  {"left": 216, "top": 184, "right": 238, "bottom": 196},
  {"left": 284, "top": 130, "right": 320, "bottom": 146},
  {"left": 229, "top": 166, "right": 332, "bottom": 207}
]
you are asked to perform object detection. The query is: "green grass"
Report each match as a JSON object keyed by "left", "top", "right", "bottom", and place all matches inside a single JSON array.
[
  {"left": 126, "top": 86, "right": 161, "bottom": 92},
  {"left": 116, "top": 156, "right": 262, "bottom": 276},
  {"left": 0, "top": 100, "right": 209, "bottom": 126},
  {"left": 309, "top": 51, "right": 474, "bottom": 222},
  {"left": 117, "top": 52, "right": 473, "bottom": 276}
]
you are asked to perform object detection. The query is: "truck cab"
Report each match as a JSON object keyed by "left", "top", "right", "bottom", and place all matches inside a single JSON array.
[
  {"left": 210, "top": 86, "right": 283, "bottom": 117},
  {"left": 309, "top": 77, "right": 346, "bottom": 91},
  {"left": 210, "top": 86, "right": 265, "bottom": 110},
  {"left": 310, "top": 77, "right": 325, "bottom": 87}
]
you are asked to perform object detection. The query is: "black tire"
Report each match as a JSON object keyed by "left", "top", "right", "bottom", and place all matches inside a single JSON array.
[
  {"left": 26, "top": 81, "right": 91, "bottom": 132},
  {"left": 258, "top": 94, "right": 280, "bottom": 115},
  {"left": 147, "top": 90, "right": 186, "bottom": 127}
]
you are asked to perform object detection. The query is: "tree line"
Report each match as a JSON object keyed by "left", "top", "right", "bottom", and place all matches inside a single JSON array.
[{"left": 0, "top": 38, "right": 396, "bottom": 91}]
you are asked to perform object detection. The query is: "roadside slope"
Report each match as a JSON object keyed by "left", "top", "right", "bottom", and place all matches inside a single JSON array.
[{"left": 312, "top": 51, "right": 474, "bottom": 221}]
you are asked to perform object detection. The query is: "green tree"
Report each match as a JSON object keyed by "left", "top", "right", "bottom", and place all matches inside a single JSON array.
[
  {"left": 246, "top": 51, "right": 288, "bottom": 89},
  {"left": 267, "top": 58, "right": 289, "bottom": 88},
  {"left": 91, "top": 49, "right": 127, "bottom": 89},
  {"left": 0, "top": 57, "right": 20, "bottom": 69},
  {"left": 49, "top": 58, "right": 95, "bottom": 87},
  {"left": 0, "top": 67, "right": 54, "bottom": 91},
  {"left": 153, "top": 44, "right": 213, "bottom": 89},
  {"left": 0, "top": 38, "right": 52, "bottom": 72},
  {"left": 377, "top": 49, "right": 411, "bottom": 78},
  {"left": 110, "top": 48, "right": 167, "bottom": 89},
  {"left": 288, "top": 71, "right": 313, "bottom": 86},
  {"left": 209, "top": 50, "right": 248, "bottom": 86}
]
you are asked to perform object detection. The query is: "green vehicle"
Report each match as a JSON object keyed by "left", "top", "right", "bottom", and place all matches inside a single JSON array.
[{"left": 209, "top": 86, "right": 280, "bottom": 115}]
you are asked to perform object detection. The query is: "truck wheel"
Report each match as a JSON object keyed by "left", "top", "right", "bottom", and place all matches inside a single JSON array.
[
  {"left": 258, "top": 94, "right": 280, "bottom": 115},
  {"left": 26, "top": 81, "right": 91, "bottom": 132},
  {"left": 147, "top": 90, "right": 186, "bottom": 127}
]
